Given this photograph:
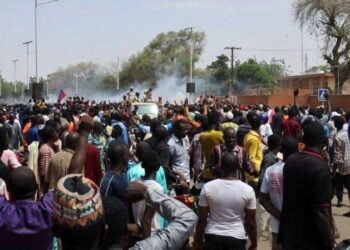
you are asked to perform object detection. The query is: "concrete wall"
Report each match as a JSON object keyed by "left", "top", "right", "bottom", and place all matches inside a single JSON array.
[{"left": 236, "top": 94, "right": 350, "bottom": 111}]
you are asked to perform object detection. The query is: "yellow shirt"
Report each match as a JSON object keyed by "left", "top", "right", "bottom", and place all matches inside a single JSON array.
[
  {"left": 199, "top": 130, "right": 224, "bottom": 179},
  {"left": 243, "top": 130, "right": 263, "bottom": 182}
]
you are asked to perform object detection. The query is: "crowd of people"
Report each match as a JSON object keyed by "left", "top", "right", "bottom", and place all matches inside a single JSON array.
[{"left": 0, "top": 87, "right": 349, "bottom": 250}]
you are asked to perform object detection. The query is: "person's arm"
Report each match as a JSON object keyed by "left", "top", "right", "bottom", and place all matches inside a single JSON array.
[
  {"left": 68, "top": 132, "right": 89, "bottom": 174},
  {"left": 312, "top": 166, "right": 335, "bottom": 249},
  {"left": 126, "top": 183, "right": 198, "bottom": 250},
  {"left": 245, "top": 209, "right": 257, "bottom": 250},
  {"left": 259, "top": 193, "right": 280, "bottom": 219},
  {"left": 142, "top": 205, "right": 156, "bottom": 238},
  {"left": 324, "top": 93, "right": 332, "bottom": 121},
  {"left": 193, "top": 205, "right": 209, "bottom": 250}
]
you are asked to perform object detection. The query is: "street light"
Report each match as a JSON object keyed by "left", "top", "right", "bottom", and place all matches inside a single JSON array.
[
  {"left": 12, "top": 59, "right": 19, "bottom": 103},
  {"left": 23, "top": 40, "right": 33, "bottom": 100},
  {"left": 35, "top": 0, "right": 58, "bottom": 82},
  {"left": 184, "top": 27, "right": 196, "bottom": 83}
]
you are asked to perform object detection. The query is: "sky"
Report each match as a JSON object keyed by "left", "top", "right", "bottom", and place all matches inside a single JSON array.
[{"left": 0, "top": 0, "right": 322, "bottom": 83}]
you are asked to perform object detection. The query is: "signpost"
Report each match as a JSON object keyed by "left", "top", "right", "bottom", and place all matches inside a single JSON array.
[{"left": 318, "top": 88, "right": 328, "bottom": 102}]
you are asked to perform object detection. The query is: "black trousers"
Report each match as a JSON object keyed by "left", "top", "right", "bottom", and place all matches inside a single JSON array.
[
  {"left": 335, "top": 173, "right": 350, "bottom": 202},
  {"left": 204, "top": 234, "right": 246, "bottom": 250}
]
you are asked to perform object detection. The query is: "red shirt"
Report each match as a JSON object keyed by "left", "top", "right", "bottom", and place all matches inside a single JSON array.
[
  {"left": 84, "top": 144, "right": 103, "bottom": 185},
  {"left": 282, "top": 118, "right": 300, "bottom": 139}
]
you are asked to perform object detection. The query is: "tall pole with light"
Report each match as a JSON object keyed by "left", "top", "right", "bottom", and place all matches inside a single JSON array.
[
  {"left": 35, "top": 0, "right": 58, "bottom": 83},
  {"left": 184, "top": 27, "right": 195, "bottom": 83},
  {"left": 23, "top": 41, "right": 33, "bottom": 101},
  {"left": 12, "top": 59, "right": 19, "bottom": 103}
]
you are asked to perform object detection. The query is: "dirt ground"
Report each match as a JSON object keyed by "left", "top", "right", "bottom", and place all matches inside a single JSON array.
[{"left": 257, "top": 193, "right": 350, "bottom": 250}]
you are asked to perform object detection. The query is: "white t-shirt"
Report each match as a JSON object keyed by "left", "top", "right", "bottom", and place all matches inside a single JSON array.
[
  {"left": 260, "top": 161, "right": 284, "bottom": 233},
  {"left": 198, "top": 179, "right": 256, "bottom": 239},
  {"left": 132, "top": 179, "right": 163, "bottom": 234}
]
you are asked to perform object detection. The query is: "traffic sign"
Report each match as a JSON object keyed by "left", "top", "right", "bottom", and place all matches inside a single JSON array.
[{"left": 318, "top": 88, "right": 328, "bottom": 102}]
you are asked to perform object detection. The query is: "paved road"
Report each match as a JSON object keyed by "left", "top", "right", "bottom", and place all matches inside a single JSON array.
[{"left": 258, "top": 194, "right": 350, "bottom": 250}]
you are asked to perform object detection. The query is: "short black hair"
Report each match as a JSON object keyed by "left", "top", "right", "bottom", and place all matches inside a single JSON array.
[
  {"left": 248, "top": 112, "right": 260, "bottom": 130},
  {"left": 141, "top": 150, "right": 160, "bottom": 174},
  {"left": 332, "top": 116, "right": 345, "bottom": 131},
  {"left": 8, "top": 167, "right": 37, "bottom": 200},
  {"left": 281, "top": 136, "right": 299, "bottom": 160},
  {"left": 107, "top": 143, "right": 128, "bottom": 166},
  {"left": 221, "top": 152, "right": 240, "bottom": 175},
  {"left": 267, "top": 134, "right": 281, "bottom": 151},
  {"left": 302, "top": 121, "right": 325, "bottom": 148},
  {"left": 173, "top": 119, "right": 187, "bottom": 131}
]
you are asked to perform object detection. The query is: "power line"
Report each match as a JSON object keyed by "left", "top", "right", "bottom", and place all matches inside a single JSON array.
[{"left": 240, "top": 48, "right": 318, "bottom": 52}]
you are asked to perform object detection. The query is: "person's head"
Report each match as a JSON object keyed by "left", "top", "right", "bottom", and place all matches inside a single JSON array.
[
  {"left": 141, "top": 150, "right": 160, "bottom": 177},
  {"left": 9, "top": 113, "right": 15, "bottom": 124},
  {"left": 221, "top": 152, "right": 240, "bottom": 177},
  {"left": 223, "top": 127, "right": 237, "bottom": 149},
  {"left": 106, "top": 143, "right": 129, "bottom": 171},
  {"left": 173, "top": 119, "right": 188, "bottom": 139},
  {"left": 154, "top": 125, "right": 168, "bottom": 142},
  {"left": 248, "top": 112, "right": 261, "bottom": 130},
  {"left": 208, "top": 111, "right": 221, "bottom": 129},
  {"left": 39, "top": 125, "right": 58, "bottom": 144},
  {"left": 77, "top": 115, "right": 93, "bottom": 134},
  {"left": 53, "top": 174, "right": 104, "bottom": 250},
  {"left": 65, "top": 132, "right": 80, "bottom": 151},
  {"left": 150, "top": 118, "right": 160, "bottom": 135},
  {"left": 101, "top": 196, "right": 128, "bottom": 249},
  {"left": 142, "top": 114, "right": 151, "bottom": 125},
  {"left": 274, "top": 106, "right": 280, "bottom": 113},
  {"left": 332, "top": 115, "right": 345, "bottom": 132},
  {"left": 92, "top": 121, "right": 102, "bottom": 136},
  {"left": 135, "top": 141, "right": 151, "bottom": 162},
  {"left": 111, "top": 124, "right": 122, "bottom": 139},
  {"left": 114, "top": 112, "right": 123, "bottom": 122},
  {"left": 267, "top": 134, "right": 281, "bottom": 152},
  {"left": 281, "top": 137, "right": 299, "bottom": 161},
  {"left": 259, "top": 112, "right": 269, "bottom": 125},
  {"left": 8, "top": 167, "right": 37, "bottom": 201},
  {"left": 302, "top": 121, "right": 326, "bottom": 149}
]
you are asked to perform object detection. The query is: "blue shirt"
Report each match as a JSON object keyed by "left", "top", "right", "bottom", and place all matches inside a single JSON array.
[
  {"left": 127, "top": 163, "right": 168, "bottom": 195},
  {"left": 100, "top": 171, "right": 128, "bottom": 203},
  {"left": 112, "top": 121, "right": 129, "bottom": 145},
  {"left": 28, "top": 127, "right": 40, "bottom": 145}
]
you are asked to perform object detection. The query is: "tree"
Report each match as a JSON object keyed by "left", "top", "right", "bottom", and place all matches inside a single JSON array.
[
  {"left": 120, "top": 29, "right": 206, "bottom": 86},
  {"left": 47, "top": 62, "right": 101, "bottom": 92},
  {"left": 206, "top": 54, "right": 230, "bottom": 83},
  {"left": 305, "top": 64, "right": 330, "bottom": 73},
  {"left": 294, "top": 0, "right": 350, "bottom": 93},
  {"left": 259, "top": 58, "right": 289, "bottom": 77},
  {"left": 236, "top": 59, "right": 274, "bottom": 86}
]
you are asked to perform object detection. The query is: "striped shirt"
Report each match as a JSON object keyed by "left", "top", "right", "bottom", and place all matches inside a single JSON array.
[{"left": 334, "top": 129, "right": 350, "bottom": 175}]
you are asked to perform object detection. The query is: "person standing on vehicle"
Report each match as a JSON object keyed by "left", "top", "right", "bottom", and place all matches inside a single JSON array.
[{"left": 193, "top": 152, "right": 257, "bottom": 250}]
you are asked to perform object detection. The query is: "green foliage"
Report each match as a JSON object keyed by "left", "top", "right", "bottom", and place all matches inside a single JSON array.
[
  {"left": 305, "top": 64, "right": 330, "bottom": 73},
  {"left": 102, "top": 75, "right": 118, "bottom": 90},
  {"left": 294, "top": 0, "right": 350, "bottom": 93},
  {"left": 259, "top": 58, "right": 288, "bottom": 78},
  {"left": 47, "top": 62, "right": 101, "bottom": 92},
  {"left": 120, "top": 29, "right": 206, "bottom": 86},
  {"left": 206, "top": 54, "right": 230, "bottom": 83},
  {"left": 236, "top": 59, "right": 274, "bottom": 85}
]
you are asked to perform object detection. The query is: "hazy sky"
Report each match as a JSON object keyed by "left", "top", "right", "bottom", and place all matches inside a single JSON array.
[{"left": 0, "top": 0, "right": 321, "bottom": 83}]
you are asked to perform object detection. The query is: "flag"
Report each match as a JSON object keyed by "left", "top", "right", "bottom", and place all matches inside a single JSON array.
[{"left": 57, "top": 89, "right": 67, "bottom": 102}]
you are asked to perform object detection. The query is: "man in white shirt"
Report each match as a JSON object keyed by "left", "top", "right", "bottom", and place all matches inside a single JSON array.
[
  {"left": 193, "top": 152, "right": 257, "bottom": 250},
  {"left": 259, "top": 137, "right": 299, "bottom": 250}
]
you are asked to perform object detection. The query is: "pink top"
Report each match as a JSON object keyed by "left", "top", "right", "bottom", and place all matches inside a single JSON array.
[{"left": 1, "top": 150, "right": 21, "bottom": 170}]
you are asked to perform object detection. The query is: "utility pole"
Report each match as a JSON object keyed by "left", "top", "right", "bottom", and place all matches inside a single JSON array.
[
  {"left": 23, "top": 41, "right": 33, "bottom": 103},
  {"left": 35, "top": 0, "right": 58, "bottom": 83},
  {"left": 12, "top": 59, "right": 19, "bottom": 103},
  {"left": 0, "top": 69, "right": 2, "bottom": 98},
  {"left": 301, "top": 25, "right": 304, "bottom": 74},
  {"left": 184, "top": 27, "right": 196, "bottom": 82},
  {"left": 116, "top": 56, "right": 120, "bottom": 90},
  {"left": 224, "top": 46, "right": 241, "bottom": 95}
]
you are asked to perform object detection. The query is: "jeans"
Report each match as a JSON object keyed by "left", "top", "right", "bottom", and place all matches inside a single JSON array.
[{"left": 204, "top": 234, "right": 246, "bottom": 250}]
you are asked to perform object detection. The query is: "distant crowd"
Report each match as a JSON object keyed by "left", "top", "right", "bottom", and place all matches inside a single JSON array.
[{"left": 0, "top": 87, "right": 349, "bottom": 250}]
